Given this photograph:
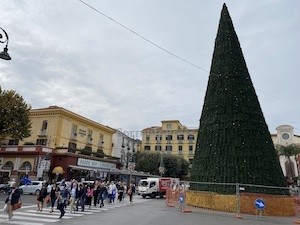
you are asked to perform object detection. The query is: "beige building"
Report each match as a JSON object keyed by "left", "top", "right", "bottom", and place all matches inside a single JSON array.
[
  {"left": 141, "top": 120, "right": 198, "bottom": 164},
  {"left": 13, "top": 106, "right": 115, "bottom": 156},
  {"left": 0, "top": 106, "right": 116, "bottom": 183},
  {"left": 271, "top": 125, "right": 300, "bottom": 180}
]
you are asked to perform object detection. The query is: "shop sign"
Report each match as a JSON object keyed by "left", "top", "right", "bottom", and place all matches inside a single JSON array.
[{"left": 77, "top": 158, "right": 116, "bottom": 170}]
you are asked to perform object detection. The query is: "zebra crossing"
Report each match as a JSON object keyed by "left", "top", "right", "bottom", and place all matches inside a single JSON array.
[{"left": 0, "top": 199, "right": 145, "bottom": 225}]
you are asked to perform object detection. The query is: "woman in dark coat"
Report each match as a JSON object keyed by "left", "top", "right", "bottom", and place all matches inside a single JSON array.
[{"left": 5, "top": 183, "right": 21, "bottom": 221}]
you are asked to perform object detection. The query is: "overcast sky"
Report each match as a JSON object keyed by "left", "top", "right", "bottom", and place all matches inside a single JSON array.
[{"left": 0, "top": 0, "right": 299, "bottom": 138}]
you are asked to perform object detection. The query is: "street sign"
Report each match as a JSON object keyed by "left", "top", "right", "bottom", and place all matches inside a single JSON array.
[{"left": 254, "top": 198, "right": 266, "bottom": 210}]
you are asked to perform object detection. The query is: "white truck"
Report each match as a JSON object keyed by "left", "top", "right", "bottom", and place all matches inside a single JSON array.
[{"left": 138, "top": 177, "right": 179, "bottom": 198}]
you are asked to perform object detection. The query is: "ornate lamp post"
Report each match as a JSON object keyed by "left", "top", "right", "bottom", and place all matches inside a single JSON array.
[{"left": 0, "top": 27, "right": 11, "bottom": 60}]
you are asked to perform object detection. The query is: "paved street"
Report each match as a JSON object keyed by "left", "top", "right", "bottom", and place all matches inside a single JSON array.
[{"left": 0, "top": 193, "right": 298, "bottom": 225}]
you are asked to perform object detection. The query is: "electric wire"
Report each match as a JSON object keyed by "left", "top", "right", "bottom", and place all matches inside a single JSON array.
[
  {"left": 78, "top": 0, "right": 300, "bottom": 120},
  {"left": 78, "top": 0, "right": 210, "bottom": 74}
]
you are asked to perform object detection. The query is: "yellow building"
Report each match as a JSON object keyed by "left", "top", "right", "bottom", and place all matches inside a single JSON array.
[
  {"left": 141, "top": 120, "right": 197, "bottom": 164},
  {"left": 20, "top": 105, "right": 115, "bottom": 156}
]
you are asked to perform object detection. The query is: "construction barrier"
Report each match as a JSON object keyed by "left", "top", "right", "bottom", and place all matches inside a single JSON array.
[{"left": 165, "top": 181, "right": 191, "bottom": 213}]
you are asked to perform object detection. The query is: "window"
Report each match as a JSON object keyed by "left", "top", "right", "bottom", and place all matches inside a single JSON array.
[
  {"left": 188, "top": 134, "right": 194, "bottom": 143},
  {"left": 68, "top": 142, "right": 77, "bottom": 150},
  {"left": 177, "top": 134, "right": 184, "bottom": 140},
  {"left": 36, "top": 139, "right": 47, "bottom": 146},
  {"left": 166, "top": 145, "right": 172, "bottom": 151},
  {"left": 178, "top": 146, "right": 183, "bottom": 152},
  {"left": 166, "top": 124, "right": 172, "bottom": 130},
  {"left": 144, "top": 146, "right": 151, "bottom": 151},
  {"left": 8, "top": 139, "right": 19, "bottom": 145},
  {"left": 3, "top": 161, "right": 13, "bottom": 170},
  {"left": 155, "top": 135, "right": 161, "bottom": 141},
  {"left": 88, "top": 129, "right": 93, "bottom": 139},
  {"left": 20, "top": 161, "right": 32, "bottom": 170},
  {"left": 72, "top": 124, "right": 78, "bottom": 135},
  {"left": 42, "top": 120, "right": 48, "bottom": 130},
  {"left": 187, "top": 134, "right": 194, "bottom": 140},
  {"left": 189, "top": 145, "right": 193, "bottom": 153},
  {"left": 155, "top": 145, "right": 161, "bottom": 151},
  {"left": 150, "top": 182, "right": 156, "bottom": 188},
  {"left": 166, "top": 135, "right": 172, "bottom": 141}
]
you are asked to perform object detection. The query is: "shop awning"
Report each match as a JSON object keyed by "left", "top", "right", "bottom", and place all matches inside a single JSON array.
[{"left": 52, "top": 166, "right": 64, "bottom": 174}]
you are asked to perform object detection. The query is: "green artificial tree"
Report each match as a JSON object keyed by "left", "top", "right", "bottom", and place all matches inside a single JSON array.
[{"left": 190, "top": 4, "right": 287, "bottom": 194}]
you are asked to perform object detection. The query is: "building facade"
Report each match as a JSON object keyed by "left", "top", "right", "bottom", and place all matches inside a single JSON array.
[
  {"left": 141, "top": 121, "right": 300, "bottom": 181},
  {"left": 111, "top": 129, "right": 141, "bottom": 170},
  {"left": 271, "top": 125, "right": 300, "bottom": 182},
  {"left": 24, "top": 105, "right": 115, "bottom": 156},
  {"left": 0, "top": 106, "right": 118, "bottom": 183},
  {"left": 141, "top": 120, "right": 198, "bottom": 164}
]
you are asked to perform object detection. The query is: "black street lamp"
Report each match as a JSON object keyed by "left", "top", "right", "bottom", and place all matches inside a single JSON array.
[{"left": 0, "top": 27, "right": 11, "bottom": 60}]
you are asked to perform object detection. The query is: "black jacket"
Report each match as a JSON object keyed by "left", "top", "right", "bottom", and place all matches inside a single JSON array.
[{"left": 5, "top": 188, "right": 21, "bottom": 205}]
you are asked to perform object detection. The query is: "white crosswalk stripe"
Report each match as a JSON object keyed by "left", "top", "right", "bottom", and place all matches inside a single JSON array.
[{"left": 0, "top": 198, "right": 147, "bottom": 225}]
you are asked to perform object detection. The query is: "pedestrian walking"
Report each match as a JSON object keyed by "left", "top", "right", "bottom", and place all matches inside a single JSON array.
[
  {"left": 98, "top": 182, "right": 108, "bottom": 207},
  {"left": 118, "top": 182, "right": 124, "bottom": 202},
  {"left": 76, "top": 183, "right": 86, "bottom": 211},
  {"left": 93, "top": 181, "right": 100, "bottom": 207},
  {"left": 127, "top": 183, "right": 135, "bottom": 203},
  {"left": 57, "top": 185, "right": 70, "bottom": 219},
  {"left": 37, "top": 184, "right": 48, "bottom": 212},
  {"left": 86, "top": 184, "right": 94, "bottom": 209},
  {"left": 49, "top": 183, "right": 59, "bottom": 213},
  {"left": 108, "top": 181, "right": 117, "bottom": 203},
  {"left": 5, "top": 183, "right": 21, "bottom": 221},
  {"left": 69, "top": 182, "right": 78, "bottom": 214}
]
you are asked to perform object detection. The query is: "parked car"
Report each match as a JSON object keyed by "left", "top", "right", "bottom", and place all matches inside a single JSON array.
[
  {"left": 18, "top": 181, "right": 46, "bottom": 195},
  {"left": 0, "top": 183, "right": 11, "bottom": 193}
]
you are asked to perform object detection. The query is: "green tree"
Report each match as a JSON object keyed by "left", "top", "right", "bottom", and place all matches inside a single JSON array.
[
  {"left": 0, "top": 87, "right": 32, "bottom": 142},
  {"left": 276, "top": 144, "right": 300, "bottom": 157},
  {"left": 135, "top": 151, "right": 189, "bottom": 178},
  {"left": 190, "top": 4, "right": 286, "bottom": 194},
  {"left": 135, "top": 151, "right": 161, "bottom": 174}
]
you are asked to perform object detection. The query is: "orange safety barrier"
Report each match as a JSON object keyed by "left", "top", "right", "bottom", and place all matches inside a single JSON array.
[
  {"left": 166, "top": 187, "right": 179, "bottom": 207},
  {"left": 293, "top": 197, "right": 300, "bottom": 224}
]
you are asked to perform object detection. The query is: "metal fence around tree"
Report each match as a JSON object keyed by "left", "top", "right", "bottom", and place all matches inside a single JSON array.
[{"left": 166, "top": 181, "right": 298, "bottom": 217}]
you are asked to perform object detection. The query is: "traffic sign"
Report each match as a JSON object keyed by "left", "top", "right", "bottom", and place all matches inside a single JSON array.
[{"left": 254, "top": 198, "right": 266, "bottom": 210}]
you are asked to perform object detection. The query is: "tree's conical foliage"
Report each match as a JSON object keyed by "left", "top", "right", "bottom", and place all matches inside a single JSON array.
[{"left": 190, "top": 4, "right": 286, "bottom": 194}]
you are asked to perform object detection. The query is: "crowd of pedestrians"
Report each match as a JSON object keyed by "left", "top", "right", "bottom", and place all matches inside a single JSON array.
[{"left": 37, "top": 180, "right": 136, "bottom": 219}]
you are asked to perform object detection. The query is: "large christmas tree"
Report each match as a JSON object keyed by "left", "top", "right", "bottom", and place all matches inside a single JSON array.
[{"left": 190, "top": 4, "right": 286, "bottom": 194}]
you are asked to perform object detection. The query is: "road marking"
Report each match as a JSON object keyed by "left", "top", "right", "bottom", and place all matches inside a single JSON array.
[
  {"left": 0, "top": 218, "right": 44, "bottom": 225},
  {"left": 0, "top": 214, "right": 60, "bottom": 222},
  {"left": 15, "top": 211, "right": 73, "bottom": 219}
]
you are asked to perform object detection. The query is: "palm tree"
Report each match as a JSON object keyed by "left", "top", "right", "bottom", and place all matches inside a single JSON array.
[
  {"left": 276, "top": 144, "right": 300, "bottom": 185},
  {"left": 276, "top": 144, "right": 300, "bottom": 157}
]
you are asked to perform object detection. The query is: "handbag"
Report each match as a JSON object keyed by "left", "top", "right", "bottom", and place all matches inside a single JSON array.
[
  {"left": 12, "top": 202, "right": 22, "bottom": 210},
  {"left": 12, "top": 195, "right": 22, "bottom": 210}
]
